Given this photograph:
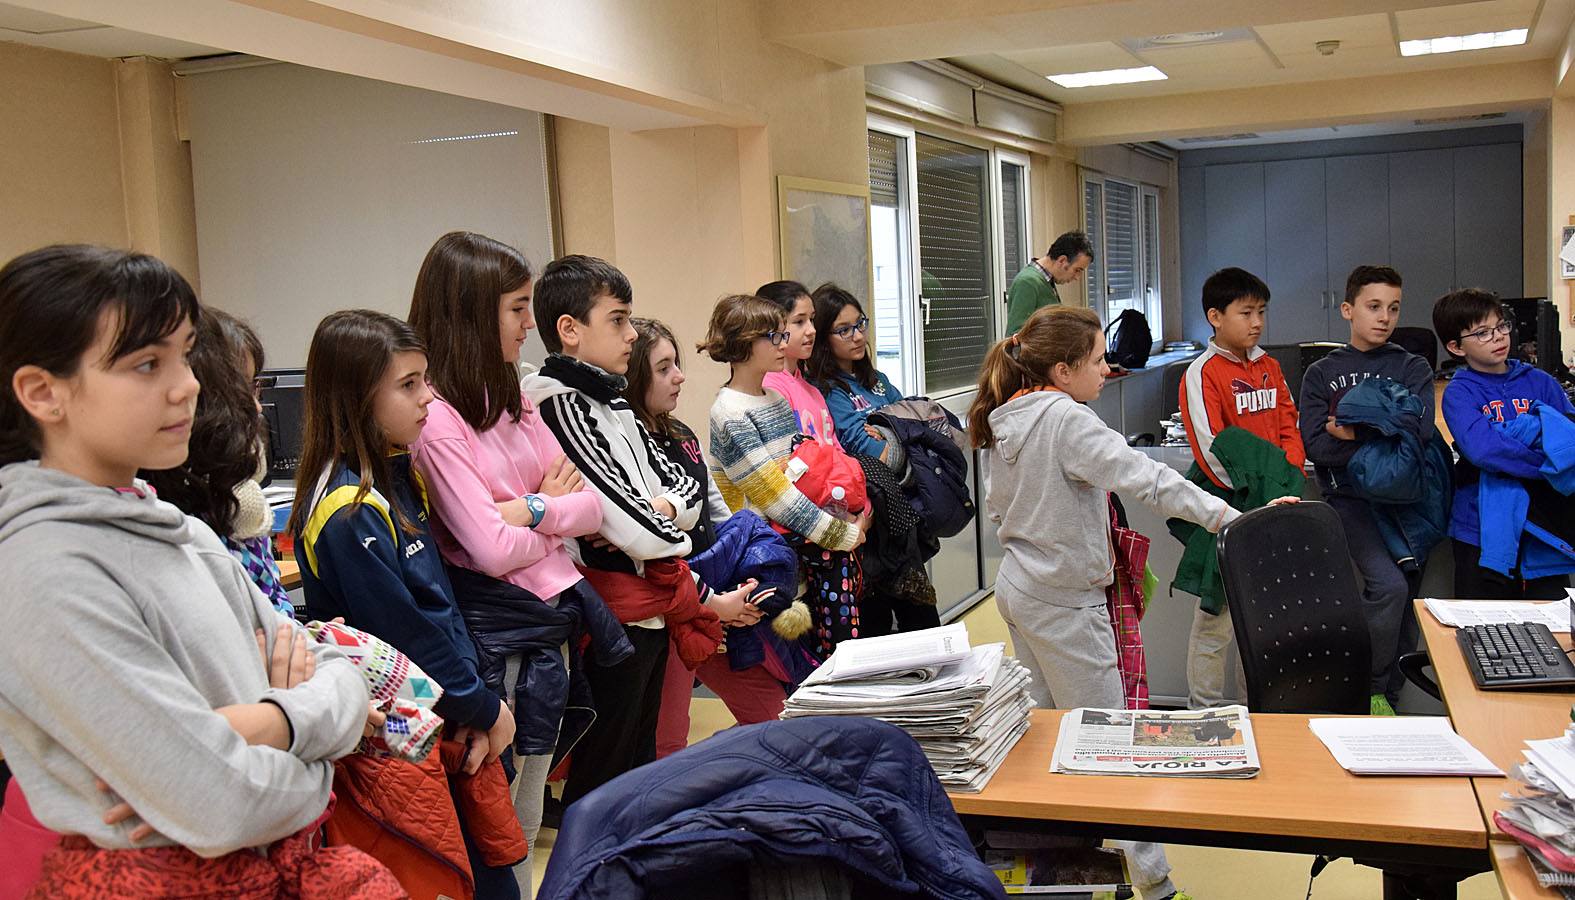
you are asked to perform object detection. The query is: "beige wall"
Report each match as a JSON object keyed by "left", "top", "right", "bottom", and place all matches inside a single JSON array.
[
  {"left": 0, "top": 43, "right": 196, "bottom": 285},
  {"left": 1552, "top": 96, "right": 1575, "bottom": 357}
]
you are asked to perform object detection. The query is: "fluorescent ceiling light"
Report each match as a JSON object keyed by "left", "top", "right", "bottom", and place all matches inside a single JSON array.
[
  {"left": 1399, "top": 28, "right": 1527, "bottom": 57},
  {"left": 1047, "top": 65, "right": 1167, "bottom": 88}
]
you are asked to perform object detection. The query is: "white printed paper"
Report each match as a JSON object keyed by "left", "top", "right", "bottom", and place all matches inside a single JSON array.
[
  {"left": 1309, "top": 716, "right": 1500, "bottom": 776},
  {"left": 1423, "top": 597, "right": 1570, "bottom": 633}
]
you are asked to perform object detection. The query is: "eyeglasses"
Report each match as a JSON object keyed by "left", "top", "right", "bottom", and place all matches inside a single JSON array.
[
  {"left": 762, "top": 330, "right": 791, "bottom": 347},
  {"left": 831, "top": 317, "right": 870, "bottom": 340},
  {"left": 1460, "top": 322, "right": 1512, "bottom": 344}
]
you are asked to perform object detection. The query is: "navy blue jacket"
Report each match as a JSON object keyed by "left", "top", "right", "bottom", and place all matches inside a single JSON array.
[
  {"left": 1299, "top": 342, "right": 1434, "bottom": 498},
  {"left": 444, "top": 566, "right": 633, "bottom": 761},
  {"left": 1477, "top": 403, "right": 1575, "bottom": 579},
  {"left": 295, "top": 454, "right": 500, "bottom": 731},
  {"left": 688, "top": 510, "right": 804, "bottom": 675},
  {"left": 536, "top": 716, "right": 1005, "bottom": 900},
  {"left": 868, "top": 403, "right": 974, "bottom": 541},
  {"left": 1441, "top": 360, "right": 1575, "bottom": 546},
  {"left": 1334, "top": 379, "right": 1451, "bottom": 572}
]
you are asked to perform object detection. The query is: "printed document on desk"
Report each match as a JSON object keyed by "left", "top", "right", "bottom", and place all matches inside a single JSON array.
[
  {"left": 1309, "top": 716, "right": 1501, "bottom": 776},
  {"left": 1051, "top": 706, "right": 1260, "bottom": 777},
  {"left": 801, "top": 622, "right": 971, "bottom": 684},
  {"left": 1422, "top": 597, "right": 1570, "bottom": 632}
]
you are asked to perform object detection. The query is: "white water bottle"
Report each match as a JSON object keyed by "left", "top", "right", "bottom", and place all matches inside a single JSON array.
[{"left": 825, "top": 485, "right": 849, "bottom": 520}]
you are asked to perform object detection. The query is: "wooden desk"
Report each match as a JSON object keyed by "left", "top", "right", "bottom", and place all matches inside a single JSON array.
[
  {"left": 1415, "top": 601, "right": 1573, "bottom": 841},
  {"left": 949, "top": 708, "right": 1486, "bottom": 865},
  {"left": 277, "top": 558, "right": 300, "bottom": 590},
  {"left": 1492, "top": 841, "right": 1564, "bottom": 899}
]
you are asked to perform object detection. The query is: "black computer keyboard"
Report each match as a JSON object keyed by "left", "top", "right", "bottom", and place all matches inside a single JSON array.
[{"left": 1457, "top": 622, "right": 1575, "bottom": 690}]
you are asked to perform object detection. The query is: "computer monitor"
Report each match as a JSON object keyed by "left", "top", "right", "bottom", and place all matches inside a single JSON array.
[
  {"left": 1503, "top": 298, "right": 1562, "bottom": 375},
  {"left": 256, "top": 368, "right": 306, "bottom": 478}
]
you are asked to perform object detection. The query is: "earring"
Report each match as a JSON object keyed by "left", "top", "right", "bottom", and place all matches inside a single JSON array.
[{"left": 50, "top": 409, "right": 61, "bottom": 418}]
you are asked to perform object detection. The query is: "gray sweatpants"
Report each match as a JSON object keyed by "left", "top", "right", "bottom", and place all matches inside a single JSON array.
[{"left": 996, "top": 578, "right": 1178, "bottom": 898}]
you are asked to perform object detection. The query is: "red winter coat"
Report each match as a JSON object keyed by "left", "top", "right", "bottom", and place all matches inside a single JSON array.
[
  {"left": 326, "top": 740, "right": 525, "bottom": 900},
  {"left": 579, "top": 558, "right": 723, "bottom": 669}
]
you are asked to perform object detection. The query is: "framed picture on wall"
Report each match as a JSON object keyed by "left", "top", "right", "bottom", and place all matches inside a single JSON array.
[
  {"left": 1561, "top": 225, "right": 1575, "bottom": 280},
  {"left": 777, "top": 176, "right": 874, "bottom": 306}
]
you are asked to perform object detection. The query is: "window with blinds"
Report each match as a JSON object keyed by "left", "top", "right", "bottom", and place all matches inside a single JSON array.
[
  {"left": 916, "top": 134, "right": 995, "bottom": 394},
  {"left": 1000, "top": 160, "right": 1026, "bottom": 284},
  {"left": 1085, "top": 173, "right": 1164, "bottom": 335},
  {"left": 1083, "top": 179, "right": 1103, "bottom": 307},
  {"left": 1104, "top": 180, "right": 1139, "bottom": 305},
  {"left": 867, "top": 129, "right": 913, "bottom": 394}
]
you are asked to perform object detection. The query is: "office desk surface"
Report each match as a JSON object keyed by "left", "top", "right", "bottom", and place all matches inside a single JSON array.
[
  {"left": 278, "top": 558, "right": 300, "bottom": 590},
  {"left": 948, "top": 708, "right": 1485, "bottom": 851},
  {"left": 1415, "top": 600, "right": 1574, "bottom": 842}
]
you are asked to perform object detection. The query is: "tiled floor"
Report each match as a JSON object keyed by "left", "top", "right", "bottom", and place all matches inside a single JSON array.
[{"left": 528, "top": 597, "right": 1503, "bottom": 898}]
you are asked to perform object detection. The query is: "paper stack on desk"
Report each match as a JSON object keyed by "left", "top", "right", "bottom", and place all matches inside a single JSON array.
[
  {"left": 1497, "top": 721, "right": 1575, "bottom": 894},
  {"left": 780, "top": 625, "right": 1034, "bottom": 792}
]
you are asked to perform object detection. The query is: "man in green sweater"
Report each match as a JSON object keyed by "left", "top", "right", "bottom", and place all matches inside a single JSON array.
[{"left": 1004, "top": 230, "right": 1094, "bottom": 334}]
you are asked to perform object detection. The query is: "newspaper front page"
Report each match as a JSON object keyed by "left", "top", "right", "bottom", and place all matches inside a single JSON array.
[{"left": 1051, "top": 705, "right": 1260, "bottom": 778}]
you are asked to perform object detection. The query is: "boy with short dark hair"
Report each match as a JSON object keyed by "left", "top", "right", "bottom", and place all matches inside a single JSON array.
[
  {"left": 1434, "top": 289, "right": 1575, "bottom": 600},
  {"left": 522, "top": 254, "right": 728, "bottom": 803},
  {"left": 1299, "top": 265, "right": 1434, "bottom": 715},
  {"left": 1177, "top": 267, "right": 1306, "bottom": 709}
]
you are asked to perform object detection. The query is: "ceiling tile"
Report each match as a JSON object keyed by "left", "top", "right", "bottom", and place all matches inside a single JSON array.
[
  {"left": 1256, "top": 13, "right": 1395, "bottom": 57},
  {"left": 1000, "top": 41, "right": 1142, "bottom": 76},
  {"left": 1395, "top": 0, "right": 1538, "bottom": 41}
]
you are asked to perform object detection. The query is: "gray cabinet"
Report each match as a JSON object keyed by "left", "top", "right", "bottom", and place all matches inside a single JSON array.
[
  {"left": 1203, "top": 163, "right": 1266, "bottom": 277},
  {"left": 1180, "top": 138, "right": 1522, "bottom": 346},
  {"left": 1454, "top": 142, "right": 1523, "bottom": 298},
  {"left": 1265, "top": 158, "right": 1330, "bottom": 345},
  {"left": 1389, "top": 148, "right": 1456, "bottom": 334},
  {"left": 1325, "top": 154, "right": 1390, "bottom": 301}
]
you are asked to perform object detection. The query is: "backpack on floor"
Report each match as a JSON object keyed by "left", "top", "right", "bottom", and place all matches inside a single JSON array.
[{"left": 1105, "top": 309, "right": 1153, "bottom": 369}]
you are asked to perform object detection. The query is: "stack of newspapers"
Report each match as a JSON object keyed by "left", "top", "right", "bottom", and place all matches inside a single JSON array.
[
  {"left": 1496, "top": 719, "right": 1575, "bottom": 895},
  {"left": 780, "top": 623, "right": 1033, "bottom": 792}
]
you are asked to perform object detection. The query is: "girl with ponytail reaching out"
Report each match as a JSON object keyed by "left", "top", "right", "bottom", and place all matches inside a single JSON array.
[{"left": 969, "top": 305, "right": 1296, "bottom": 900}]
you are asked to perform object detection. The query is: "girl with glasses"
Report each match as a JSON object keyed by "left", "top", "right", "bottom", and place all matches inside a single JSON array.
[
  {"left": 807, "top": 283, "right": 940, "bottom": 636},
  {"left": 757, "top": 281, "right": 841, "bottom": 450}
]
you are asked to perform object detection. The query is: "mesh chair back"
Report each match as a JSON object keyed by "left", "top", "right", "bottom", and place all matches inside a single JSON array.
[
  {"left": 1216, "top": 502, "right": 1371, "bottom": 714},
  {"left": 1390, "top": 326, "right": 1438, "bottom": 373}
]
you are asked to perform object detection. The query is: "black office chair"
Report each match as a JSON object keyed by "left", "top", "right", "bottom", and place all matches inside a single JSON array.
[
  {"left": 1216, "top": 501, "right": 1371, "bottom": 715},
  {"left": 1391, "top": 326, "right": 1439, "bottom": 373}
]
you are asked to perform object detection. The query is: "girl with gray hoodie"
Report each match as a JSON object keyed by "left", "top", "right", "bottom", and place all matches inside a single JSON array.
[
  {"left": 969, "top": 305, "right": 1296, "bottom": 900},
  {"left": 0, "top": 245, "right": 395, "bottom": 896}
]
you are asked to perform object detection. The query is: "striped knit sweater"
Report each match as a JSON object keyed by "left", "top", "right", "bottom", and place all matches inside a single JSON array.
[{"left": 707, "top": 386, "right": 858, "bottom": 551}]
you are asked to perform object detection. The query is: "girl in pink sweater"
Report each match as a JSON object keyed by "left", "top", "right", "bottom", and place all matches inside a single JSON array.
[
  {"left": 406, "top": 231, "right": 606, "bottom": 897},
  {"left": 757, "top": 280, "right": 842, "bottom": 448}
]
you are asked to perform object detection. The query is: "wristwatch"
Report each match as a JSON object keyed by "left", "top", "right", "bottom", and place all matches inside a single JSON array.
[{"left": 521, "top": 493, "right": 548, "bottom": 528}]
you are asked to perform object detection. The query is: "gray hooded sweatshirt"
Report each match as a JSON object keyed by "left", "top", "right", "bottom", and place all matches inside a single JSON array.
[
  {"left": 985, "top": 390, "right": 1238, "bottom": 604},
  {"left": 0, "top": 462, "right": 368, "bottom": 857}
]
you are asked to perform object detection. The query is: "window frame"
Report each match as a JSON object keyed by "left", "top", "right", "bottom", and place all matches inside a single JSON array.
[
  {"left": 866, "top": 115, "right": 923, "bottom": 395},
  {"left": 1083, "top": 170, "right": 1165, "bottom": 343},
  {"left": 992, "top": 148, "right": 1032, "bottom": 342}
]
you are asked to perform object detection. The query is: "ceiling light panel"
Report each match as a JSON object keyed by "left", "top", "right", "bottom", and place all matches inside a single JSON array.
[
  {"left": 1047, "top": 66, "right": 1167, "bottom": 88},
  {"left": 1398, "top": 28, "right": 1527, "bottom": 56}
]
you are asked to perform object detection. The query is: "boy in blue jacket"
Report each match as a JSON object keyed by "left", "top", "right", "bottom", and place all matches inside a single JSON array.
[
  {"left": 1434, "top": 288, "right": 1575, "bottom": 599},
  {"left": 1299, "top": 266, "right": 1433, "bottom": 715}
]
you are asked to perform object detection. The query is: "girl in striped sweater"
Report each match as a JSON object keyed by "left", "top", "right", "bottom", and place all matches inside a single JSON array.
[{"left": 701, "top": 294, "right": 871, "bottom": 656}]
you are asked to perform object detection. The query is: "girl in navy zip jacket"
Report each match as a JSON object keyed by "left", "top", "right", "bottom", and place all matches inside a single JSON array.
[{"left": 289, "top": 309, "right": 521, "bottom": 899}]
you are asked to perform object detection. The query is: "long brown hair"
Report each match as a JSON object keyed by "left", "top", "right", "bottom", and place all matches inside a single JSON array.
[
  {"left": 142, "top": 308, "right": 264, "bottom": 534},
  {"left": 627, "top": 317, "right": 680, "bottom": 437},
  {"left": 968, "top": 305, "right": 1102, "bottom": 449},
  {"left": 407, "top": 231, "right": 532, "bottom": 432},
  {"left": 805, "top": 283, "right": 878, "bottom": 393},
  {"left": 287, "top": 310, "right": 426, "bottom": 536}
]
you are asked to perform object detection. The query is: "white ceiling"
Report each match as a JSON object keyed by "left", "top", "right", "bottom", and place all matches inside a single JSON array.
[
  {"left": 947, "top": 0, "right": 1573, "bottom": 104},
  {"left": 0, "top": 2, "right": 223, "bottom": 59}
]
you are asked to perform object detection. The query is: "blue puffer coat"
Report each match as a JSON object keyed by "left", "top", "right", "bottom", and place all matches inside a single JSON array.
[
  {"left": 688, "top": 510, "right": 810, "bottom": 680},
  {"left": 1335, "top": 378, "right": 1451, "bottom": 572},
  {"left": 537, "top": 716, "right": 1006, "bottom": 900}
]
